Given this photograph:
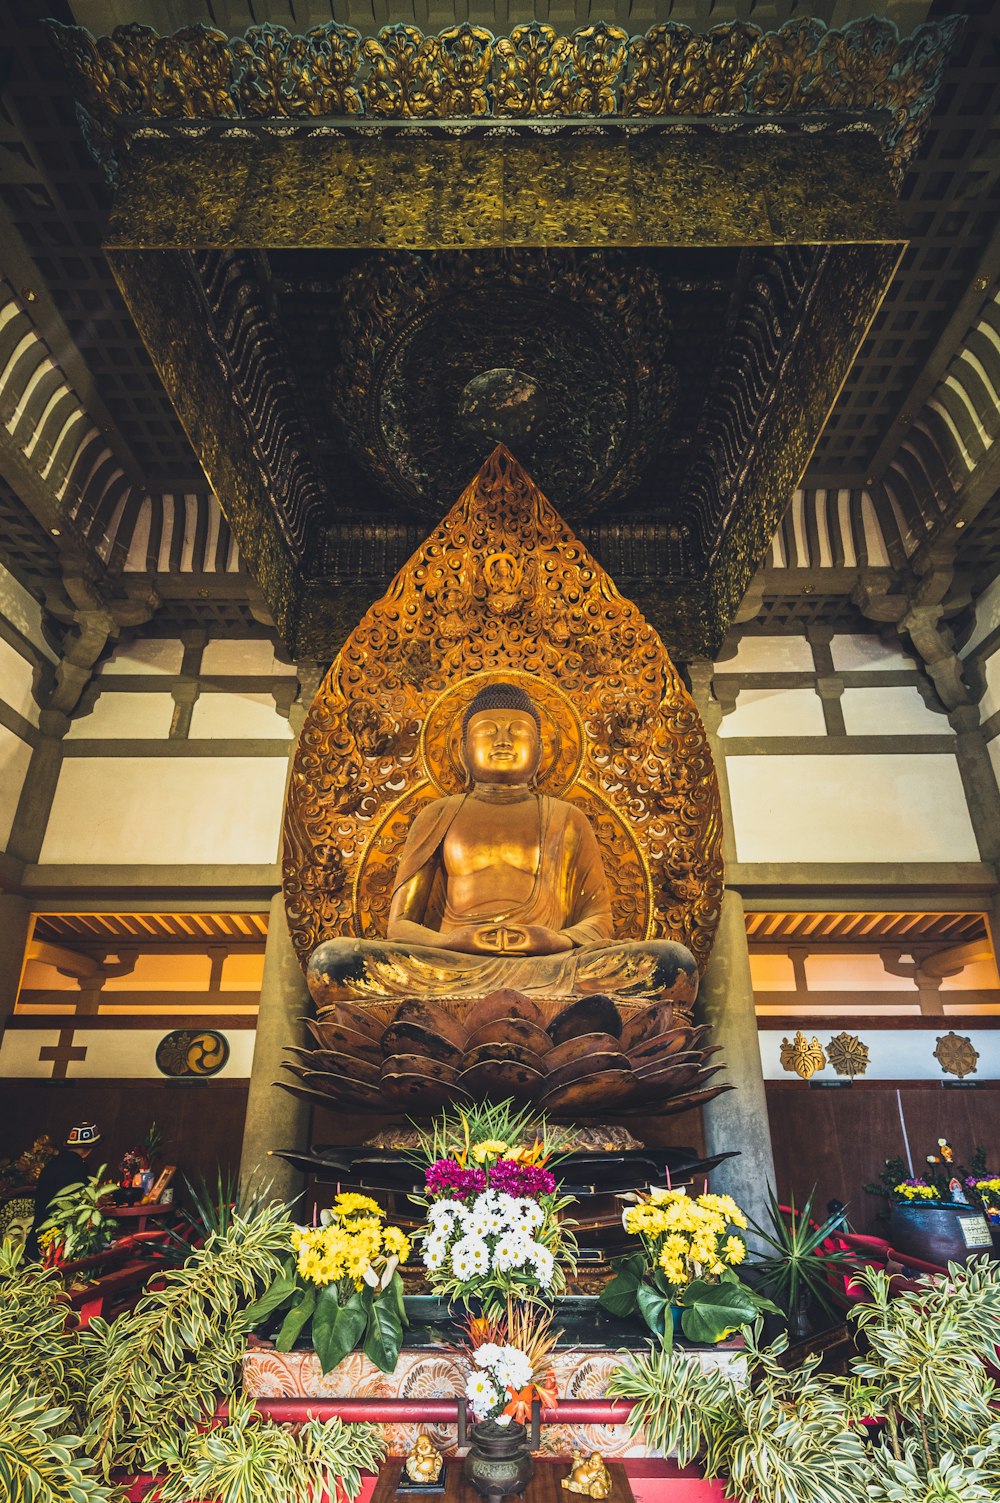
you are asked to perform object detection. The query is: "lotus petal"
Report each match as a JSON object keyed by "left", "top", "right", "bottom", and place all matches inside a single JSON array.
[{"left": 547, "top": 994, "right": 622, "bottom": 1045}]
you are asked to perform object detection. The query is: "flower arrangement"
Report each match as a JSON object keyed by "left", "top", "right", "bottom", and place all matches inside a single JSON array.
[
  {"left": 970, "top": 1178, "right": 1000, "bottom": 1222},
  {"left": 891, "top": 1179, "right": 941, "bottom": 1203},
  {"left": 600, "top": 1184, "right": 776, "bottom": 1346},
  {"left": 414, "top": 1101, "right": 575, "bottom": 1311},
  {"left": 463, "top": 1299, "right": 559, "bottom": 1426},
  {"left": 246, "top": 1192, "right": 412, "bottom": 1373}
]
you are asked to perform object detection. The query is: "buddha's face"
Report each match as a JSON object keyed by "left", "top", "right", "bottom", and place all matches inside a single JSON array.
[{"left": 464, "top": 708, "right": 540, "bottom": 786}]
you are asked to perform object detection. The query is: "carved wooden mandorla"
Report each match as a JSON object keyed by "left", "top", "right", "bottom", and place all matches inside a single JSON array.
[{"left": 281, "top": 445, "right": 728, "bottom": 1118}]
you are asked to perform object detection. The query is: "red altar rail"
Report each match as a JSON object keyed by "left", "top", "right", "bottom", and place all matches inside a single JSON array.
[{"left": 233, "top": 1399, "right": 636, "bottom": 1426}]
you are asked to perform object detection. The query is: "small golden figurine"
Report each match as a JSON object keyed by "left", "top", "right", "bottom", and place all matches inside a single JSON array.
[
  {"left": 404, "top": 1433, "right": 444, "bottom": 1487},
  {"left": 561, "top": 1451, "right": 613, "bottom": 1499}
]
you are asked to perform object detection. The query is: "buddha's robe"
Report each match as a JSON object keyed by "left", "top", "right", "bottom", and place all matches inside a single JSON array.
[{"left": 306, "top": 794, "right": 698, "bottom": 1005}]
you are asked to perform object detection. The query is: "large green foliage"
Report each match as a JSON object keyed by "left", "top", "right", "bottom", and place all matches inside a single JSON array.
[
  {"left": 0, "top": 1381, "right": 121, "bottom": 1503},
  {"left": 154, "top": 1391, "right": 384, "bottom": 1503},
  {"left": 608, "top": 1256, "right": 1000, "bottom": 1503},
  {"left": 82, "top": 1201, "right": 293, "bottom": 1476},
  {"left": 0, "top": 1241, "right": 85, "bottom": 1411}
]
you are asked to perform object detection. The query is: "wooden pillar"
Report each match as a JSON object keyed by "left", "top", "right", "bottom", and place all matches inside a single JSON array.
[
  {"left": 0, "top": 892, "right": 32, "bottom": 1034},
  {"left": 239, "top": 889, "right": 310, "bottom": 1205}
]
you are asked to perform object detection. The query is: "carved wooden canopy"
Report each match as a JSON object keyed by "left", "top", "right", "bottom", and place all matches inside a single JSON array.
[{"left": 284, "top": 446, "right": 723, "bottom": 973}]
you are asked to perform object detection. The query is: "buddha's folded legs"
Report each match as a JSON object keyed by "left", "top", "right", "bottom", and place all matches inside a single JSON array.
[{"left": 306, "top": 935, "right": 698, "bottom": 1006}]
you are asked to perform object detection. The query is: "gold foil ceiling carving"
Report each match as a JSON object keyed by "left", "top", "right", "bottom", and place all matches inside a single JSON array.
[
  {"left": 50, "top": 15, "right": 962, "bottom": 181},
  {"left": 283, "top": 446, "right": 723, "bottom": 976}
]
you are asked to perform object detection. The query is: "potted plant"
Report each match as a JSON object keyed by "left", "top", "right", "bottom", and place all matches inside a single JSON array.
[
  {"left": 37, "top": 1165, "right": 118, "bottom": 1264},
  {"left": 599, "top": 1184, "right": 777, "bottom": 1346},
  {"left": 247, "top": 1191, "right": 412, "bottom": 1373},
  {"left": 888, "top": 1178, "right": 993, "bottom": 1265},
  {"left": 745, "top": 1187, "right": 853, "bottom": 1337}
]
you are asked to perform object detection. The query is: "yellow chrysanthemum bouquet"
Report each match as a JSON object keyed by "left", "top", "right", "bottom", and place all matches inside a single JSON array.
[
  {"left": 600, "top": 1186, "right": 777, "bottom": 1347},
  {"left": 246, "top": 1193, "right": 412, "bottom": 1373}
]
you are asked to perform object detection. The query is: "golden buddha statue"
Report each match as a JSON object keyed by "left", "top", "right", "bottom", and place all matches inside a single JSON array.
[{"left": 306, "top": 682, "right": 698, "bottom": 1007}]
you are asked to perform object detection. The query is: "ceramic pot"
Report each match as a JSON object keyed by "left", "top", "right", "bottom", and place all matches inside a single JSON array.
[
  {"left": 463, "top": 1418, "right": 534, "bottom": 1503},
  {"left": 889, "top": 1202, "right": 993, "bottom": 1265}
]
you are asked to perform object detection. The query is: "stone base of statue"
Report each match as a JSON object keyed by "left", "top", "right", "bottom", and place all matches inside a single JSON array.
[{"left": 280, "top": 986, "right": 728, "bottom": 1118}]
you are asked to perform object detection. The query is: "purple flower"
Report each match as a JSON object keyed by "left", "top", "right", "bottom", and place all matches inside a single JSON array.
[
  {"left": 487, "top": 1159, "right": 557, "bottom": 1199},
  {"left": 425, "top": 1159, "right": 486, "bottom": 1200}
]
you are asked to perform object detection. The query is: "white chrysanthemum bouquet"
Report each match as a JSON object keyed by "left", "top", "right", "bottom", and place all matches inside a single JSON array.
[
  {"left": 462, "top": 1299, "right": 559, "bottom": 1427},
  {"left": 414, "top": 1101, "right": 575, "bottom": 1310}
]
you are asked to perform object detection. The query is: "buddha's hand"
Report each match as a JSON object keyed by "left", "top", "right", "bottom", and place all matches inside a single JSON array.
[{"left": 439, "top": 924, "right": 572, "bottom": 955}]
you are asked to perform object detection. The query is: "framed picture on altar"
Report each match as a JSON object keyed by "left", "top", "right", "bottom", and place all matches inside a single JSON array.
[{"left": 142, "top": 1165, "right": 176, "bottom": 1205}]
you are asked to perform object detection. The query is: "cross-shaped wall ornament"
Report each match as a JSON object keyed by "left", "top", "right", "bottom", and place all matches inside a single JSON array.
[{"left": 39, "top": 1027, "right": 88, "bottom": 1080}]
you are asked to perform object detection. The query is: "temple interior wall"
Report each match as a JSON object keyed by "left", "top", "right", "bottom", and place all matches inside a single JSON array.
[{"left": 2, "top": 598, "right": 999, "bottom": 1208}]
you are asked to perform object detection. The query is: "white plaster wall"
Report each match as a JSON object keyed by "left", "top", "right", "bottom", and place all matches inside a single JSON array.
[
  {"left": 39, "top": 757, "right": 286, "bottom": 864},
  {"left": 201, "top": 639, "right": 295, "bottom": 676},
  {"left": 830, "top": 635, "right": 916, "bottom": 671},
  {"left": 758, "top": 1028, "right": 1000, "bottom": 1080},
  {"left": 803, "top": 953, "right": 920, "bottom": 992},
  {"left": 716, "top": 635, "right": 814, "bottom": 674},
  {"left": 840, "top": 687, "right": 947, "bottom": 736},
  {"left": 0, "top": 723, "right": 33, "bottom": 850},
  {"left": 727, "top": 754, "right": 980, "bottom": 863},
  {"left": 189, "top": 691, "right": 293, "bottom": 739},
  {"left": 962, "top": 574, "right": 1000, "bottom": 658},
  {"left": 100, "top": 638, "right": 184, "bottom": 675},
  {"left": 720, "top": 687, "right": 826, "bottom": 738},
  {"left": 988, "top": 736, "right": 1000, "bottom": 791},
  {"left": 0, "top": 1027, "right": 255, "bottom": 1079},
  {"left": 0, "top": 636, "right": 39, "bottom": 725},
  {"left": 979, "top": 646, "right": 1000, "bottom": 723},
  {"left": 65, "top": 691, "right": 176, "bottom": 739}
]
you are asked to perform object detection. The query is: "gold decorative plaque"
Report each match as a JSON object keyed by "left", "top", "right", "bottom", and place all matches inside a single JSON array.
[
  {"left": 283, "top": 445, "right": 723, "bottom": 974},
  {"left": 779, "top": 1031, "right": 826, "bottom": 1081},
  {"left": 933, "top": 1032, "right": 979, "bottom": 1080},
  {"left": 826, "top": 1032, "right": 869, "bottom": 1080}
]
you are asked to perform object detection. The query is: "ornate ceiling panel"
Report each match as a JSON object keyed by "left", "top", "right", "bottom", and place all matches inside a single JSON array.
[{"left": 1, "top": 2, "right": 990, "bottom": 657}]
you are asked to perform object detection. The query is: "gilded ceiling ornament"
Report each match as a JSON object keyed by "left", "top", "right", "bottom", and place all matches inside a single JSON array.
[
  {"left": 48, "top": 16, "right": 962, "bottom": 182},
  {"left": 326, "top": 248, "right": 675, "bottom": 521},
  {"left": 933, "top": 1031, "right": 980, "bottom": 1081},
  {"left": 282, "top": 445, "right": 724, "bottom": 975},
  {"left": 826, "top": 1031, "right": 869, "bottom": 1080},
  {"left": 780, "top": 1031, "right": 826, "bottom": 1081}
]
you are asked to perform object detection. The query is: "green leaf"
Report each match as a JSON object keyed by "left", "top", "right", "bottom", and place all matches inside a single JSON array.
[
  {"left": 243, "top": 1272, "right": 299, "bottom": 1329},
  {"left": 599, "top": 1272, "right": 639, "bottom": 1318},
  {"left": 599, "top": 1259, "right": 643, "bottom": 1318},
  {"left": 388, "top": 1270, "right": 408, "bottom": 1328},
  {"left": 679, "top": 1279, "right": 763, "bottom": 1344},
  {"left": 312, "top": 1287, "right": 368, "bottom": 1375},
  {"left": 636, "top": 1282, "right": 669, "bottom": 1340},
  {"left": 274, "top": 1284, "right": 316, "bottom": 1353},
  {"left": 363, "top": 1288, "right": 404, "bottom": 1373}
]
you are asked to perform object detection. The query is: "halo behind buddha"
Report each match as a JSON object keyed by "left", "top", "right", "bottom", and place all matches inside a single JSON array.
[{"left": 283, "top": 445, "right": 723, "bottom": 974}]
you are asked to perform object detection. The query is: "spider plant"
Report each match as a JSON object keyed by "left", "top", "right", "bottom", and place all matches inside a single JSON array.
[
  {"left": 607, "top": 1326, "right": 866, "bottom": 1503},
  {"left": 0, "top": 1379, "right": 120, "bottom": 1503},
  {"left": 154, "top": 1390, "right": 384, "bottom": 1503},
  {"left": 746, "top": 1187, "right": 851, "bottom": 1331},
  {"left": 161, "top": 1168, "right": 286, "bottom": 1259}
]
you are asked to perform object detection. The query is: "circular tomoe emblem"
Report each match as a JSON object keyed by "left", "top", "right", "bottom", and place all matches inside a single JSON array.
[{"left": 155, "top": 1029, "right": 230, "bottom": 1078}]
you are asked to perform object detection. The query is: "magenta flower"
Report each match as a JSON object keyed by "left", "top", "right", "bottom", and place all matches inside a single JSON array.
[
  {"left": 425, "top": 1159, "right": 486, "bottom": 1200},
  {"left": 488, "top": 1159, "right": 557, "bottom": 1198}
]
